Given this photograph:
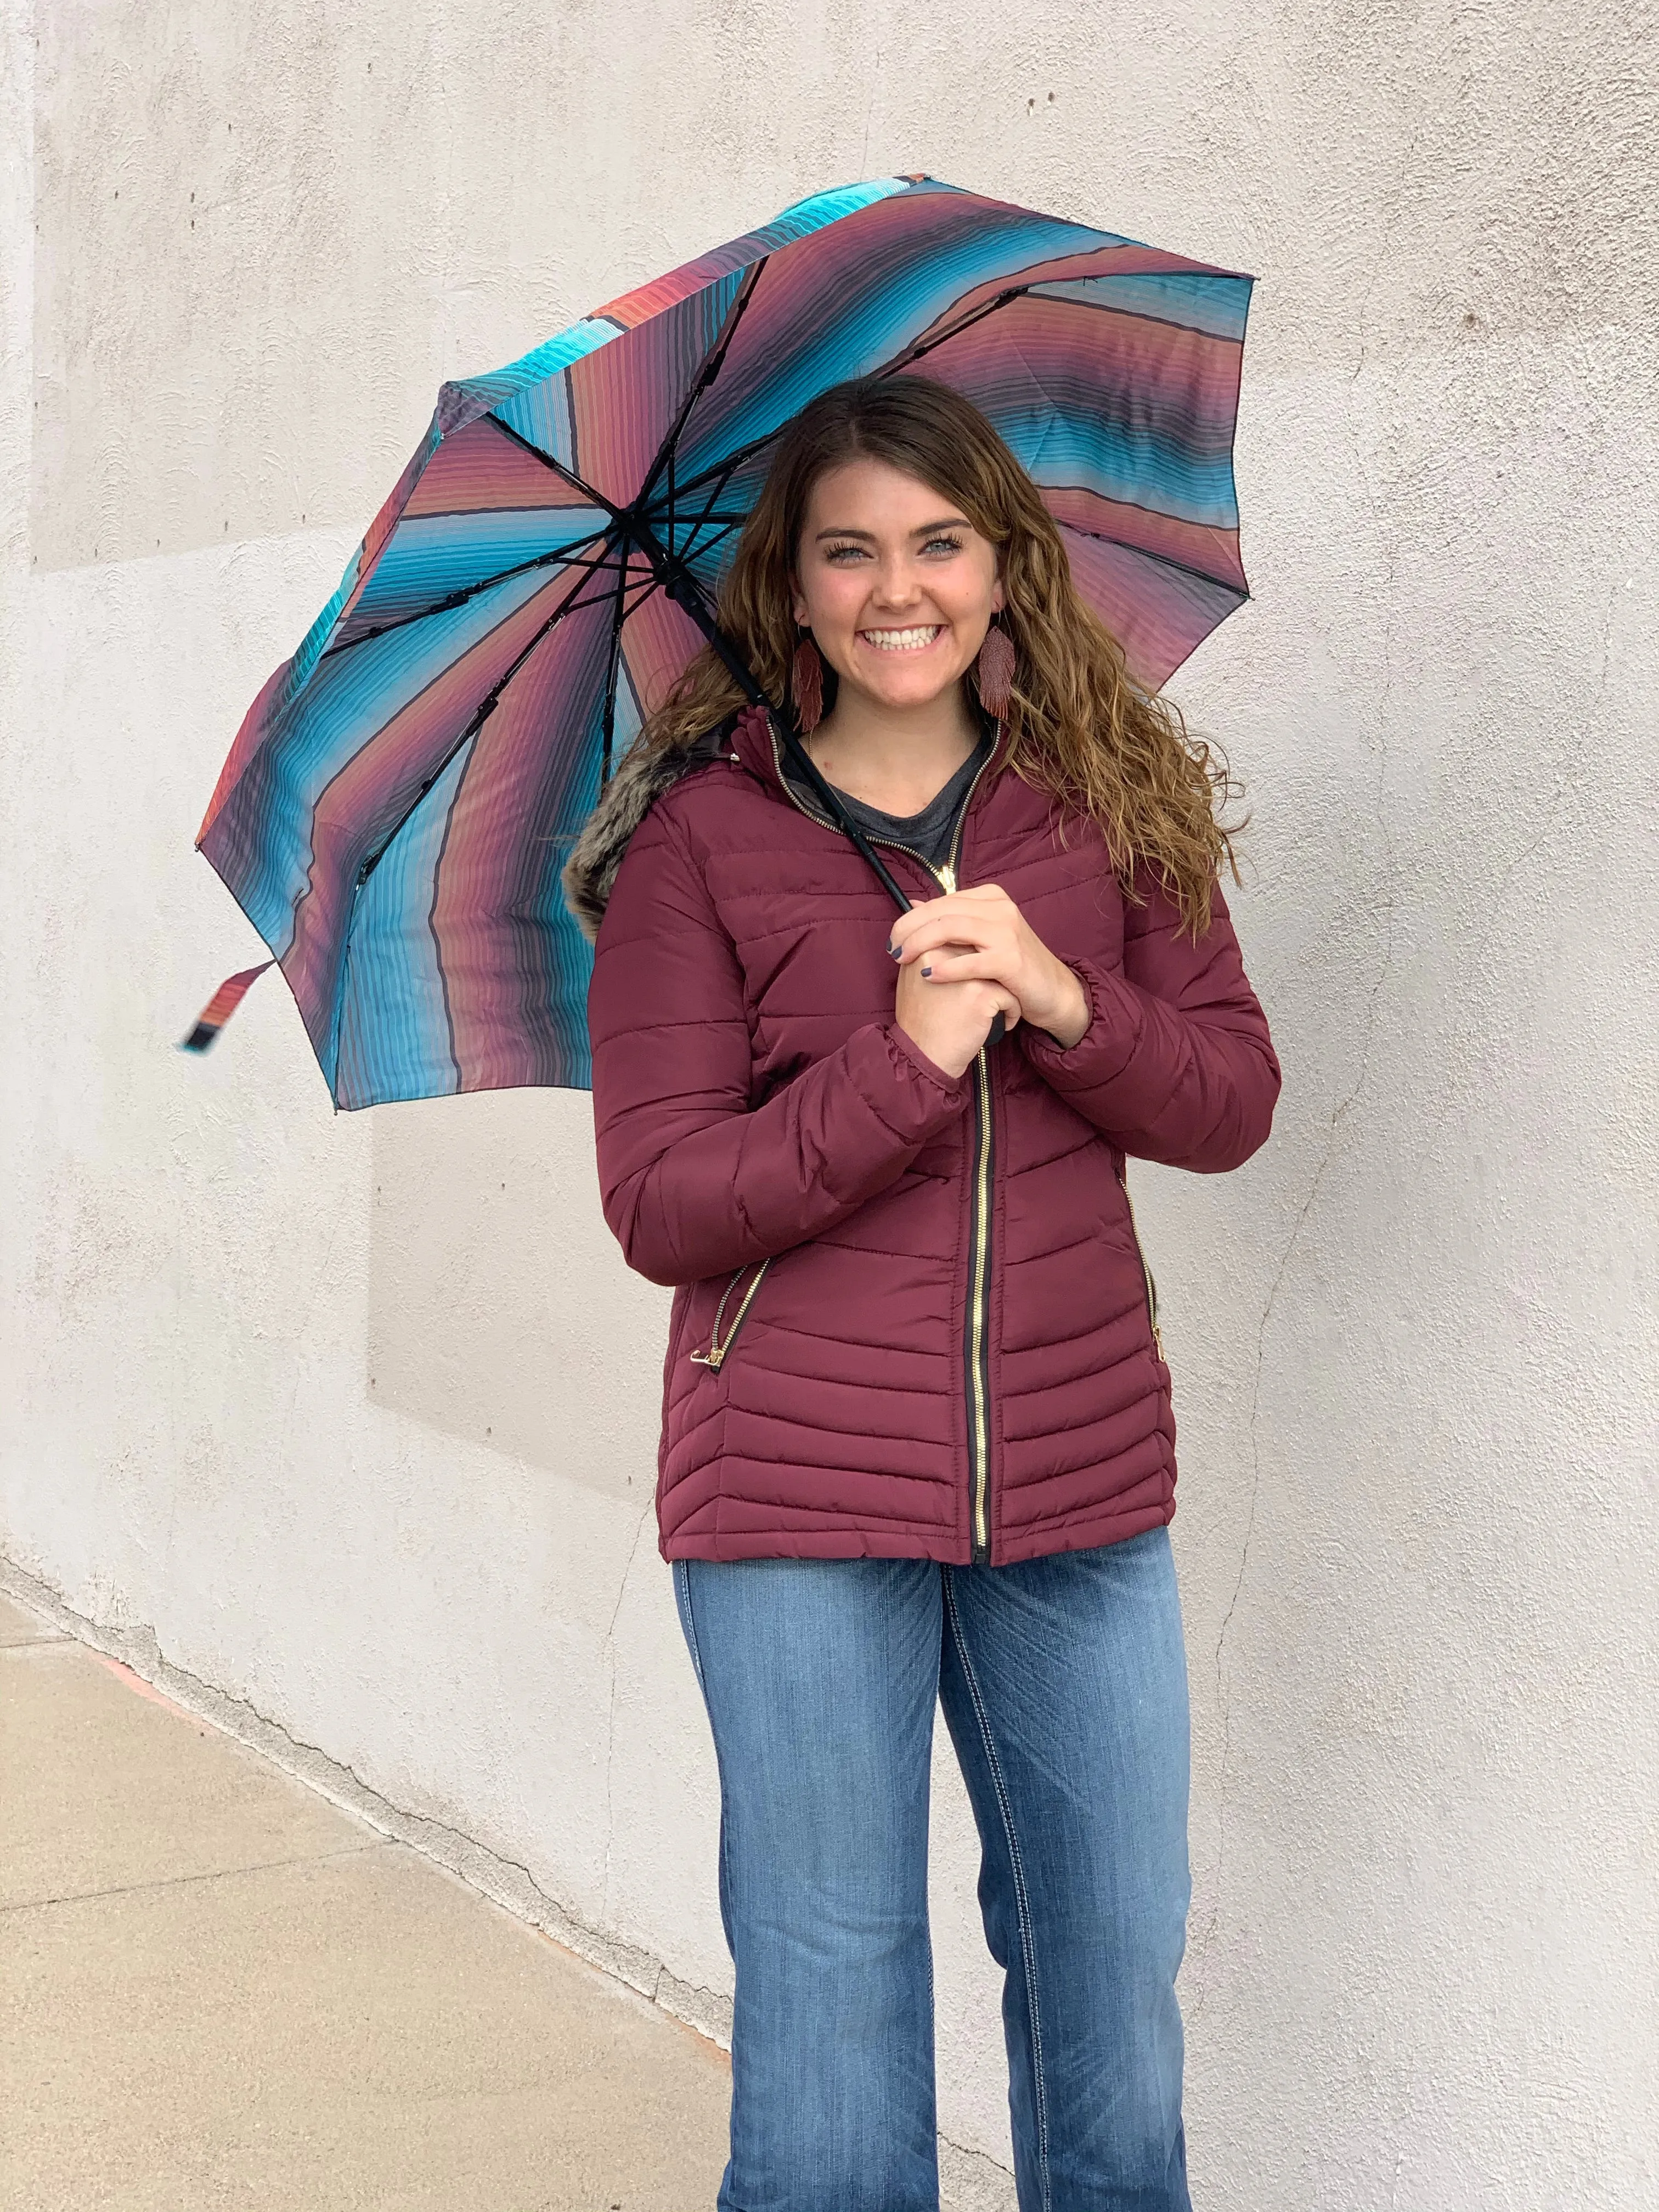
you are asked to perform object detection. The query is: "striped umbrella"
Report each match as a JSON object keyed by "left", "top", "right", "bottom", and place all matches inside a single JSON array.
[{"left": 189, "top": 174, "right": 1254, "bottom": 1107}]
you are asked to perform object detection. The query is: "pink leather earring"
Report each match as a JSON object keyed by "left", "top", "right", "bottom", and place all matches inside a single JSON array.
[
  {"left": 792, "top": 631, "right": 825, "bottom": 735},
  {"left": 974, "top": 618, "right": 1016, "bottom": 720}
]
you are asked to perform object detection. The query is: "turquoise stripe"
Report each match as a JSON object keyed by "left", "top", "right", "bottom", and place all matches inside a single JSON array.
[
  {"left": 541, "top": 898, "right": 595, "bottom": 1089},
  {"left": 276, "top": 547, "right": 362, "bottom": 716},
  {"left": 750, "top": 174, "right": 922, "bottom": 248},
  {"left": 1006, "top": 407, "right": 1242, "bottom": 531},
  {"left": 451, "top": 315, "right": 626, "bottom": 418},
  {"left": 346, "top": 509, "right": 609, "bottom": 630},
  {"left": 675, "top": 209, "right": 1135, "bottom": 479},
  {"left": 1031, "top": 269, "right": 1252, "bottom": 341},
  {"left": 332, "top": 736, "right": 474, "bottom": 1103},
  {"left": 236, "top": 565, "right": 552, "bottom": 950}
]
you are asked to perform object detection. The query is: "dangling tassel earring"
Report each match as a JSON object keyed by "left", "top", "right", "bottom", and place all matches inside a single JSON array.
[
  {"left": 974, "top": 618, "right": 1016, "bottom": 720},
  {"left": 791, "top": 631, "right": 825, "bottom": 736}
]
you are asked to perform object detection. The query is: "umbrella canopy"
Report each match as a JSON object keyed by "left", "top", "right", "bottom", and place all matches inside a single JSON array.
[{"left": 193, "top": 174, "right": 1254, "bottom": 1108}]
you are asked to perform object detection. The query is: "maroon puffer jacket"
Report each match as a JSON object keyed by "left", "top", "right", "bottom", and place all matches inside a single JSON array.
[{"left": 575, "top": 705, "right": 1280, "bottom": 1566}]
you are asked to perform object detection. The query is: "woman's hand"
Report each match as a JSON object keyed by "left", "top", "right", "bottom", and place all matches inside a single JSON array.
[
  {"left": 893, "top": 946, "right": 1021, "bottom": 1079},
  {"left": 889, "top": 885, "right": 1091, "bottom": 1071}
]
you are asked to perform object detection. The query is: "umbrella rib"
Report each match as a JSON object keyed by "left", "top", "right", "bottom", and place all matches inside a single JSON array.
[
  {"left": 354, "top": 568, "right": 599, "bottom": 890},
  {"left": 561, "top": 557, "right": 661, "bottom": 629},
  {"left": 678, "top": 517, "right": 742, "bottom": 563},
  {"left": 599, "top": 546, "right": 632, "bottom": 787},
  {"left": 636, "top": 258, "right": 769, "bottom": 517},
  {"left": 1056, "top": 515, "right": 1249, "bottom": 594},
  {"left": 319, "top": 533, "right": 623, "bottom": 659},
  {"left": 878, "top": 284, "right": 1032, "bottom": 375},
  {"left": 662, "top": 428, "right": 782, "bottom": 509},
  {"left": 488, "top": 416, "right": 623, "bottom": 516},
  {"left": 649, "top": 470, "right": 746, "bottom": 599},
  {"left": 665, "top": 285, "right": 1036, "bottom": 511}
]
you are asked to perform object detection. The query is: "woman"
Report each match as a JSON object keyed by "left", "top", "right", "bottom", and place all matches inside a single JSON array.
[{"left": 565, "top": 375, "right": 1279, "bottom": 2212}]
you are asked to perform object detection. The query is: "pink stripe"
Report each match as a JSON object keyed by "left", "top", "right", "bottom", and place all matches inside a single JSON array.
[
  {"left": 402, "top": 417, "right": 600, "bottom": 518},
  {"left": 281, "top": 572, "right": 585, "bottom": 1049},
  {"left": 1042, "top": 487, "right": 1244, "bottom": 592},
  {"left": 1058, "top": 527, "right": 1240, "bottom": 692},
  {"left": 432, "top": 601, "right": 612, "bottom": 1086}
]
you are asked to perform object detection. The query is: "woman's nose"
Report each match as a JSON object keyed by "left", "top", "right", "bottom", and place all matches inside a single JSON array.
[{"left": 870, "top": 561, "right": 923, "bottom": 608}]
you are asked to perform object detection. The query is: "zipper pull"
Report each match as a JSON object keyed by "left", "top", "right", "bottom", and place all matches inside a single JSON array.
[
  {"left": 689, "top": 1344, "right": 725, "bottom": 1370},
  {"left": 936, "top": 864, "right": 957, "bottom": 893}
]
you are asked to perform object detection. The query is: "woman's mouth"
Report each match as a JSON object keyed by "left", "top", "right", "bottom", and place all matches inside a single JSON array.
[{"left": 858, "top": 625, "right": 944, "bottom": 653}]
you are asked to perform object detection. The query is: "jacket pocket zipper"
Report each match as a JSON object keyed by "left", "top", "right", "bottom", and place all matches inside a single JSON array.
[
  {"left": 689, "top": 1259, "right": 771, "bottom": 1371},
  {"left": 1118, "top": 1167, "right": 1164, "bottom": 1361}
]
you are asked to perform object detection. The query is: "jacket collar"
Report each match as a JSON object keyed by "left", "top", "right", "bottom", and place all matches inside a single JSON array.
[
  {"left": 732, "top": 699, "right": 1012, "bottom": 800},
  {"left": 561, "top": 696, "right": 1010, "bottom": 944}
]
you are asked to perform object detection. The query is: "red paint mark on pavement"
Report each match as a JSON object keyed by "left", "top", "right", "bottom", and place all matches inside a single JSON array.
[{"left": 92, "top": 1652, "right": 209, "bottom": 1728}]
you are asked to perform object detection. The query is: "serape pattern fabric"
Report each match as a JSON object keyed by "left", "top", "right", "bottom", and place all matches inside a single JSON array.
[{"left": 196, "top": 175, "right": 1253, "bottom": 1108}]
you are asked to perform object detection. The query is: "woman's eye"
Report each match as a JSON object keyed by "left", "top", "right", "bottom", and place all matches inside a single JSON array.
[
  {"left": 823, "top": 543, "right": 867, "bottom": 564},
  {"left": 923, "top": 535, "right": 964, "bottom": 556}
]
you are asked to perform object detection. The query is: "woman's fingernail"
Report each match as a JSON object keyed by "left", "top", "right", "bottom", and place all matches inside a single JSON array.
[
  {"left": 887, "top": 943, "right": 900, "bottom": 959},
  {"left": 921, "top": 964, "right": 933, "bottom": 978}
]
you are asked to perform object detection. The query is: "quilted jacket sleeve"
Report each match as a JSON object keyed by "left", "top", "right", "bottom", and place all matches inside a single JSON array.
[
  {"left": 1019, "top": 871, "right": 1280, "bottom": 1172},
  {"left": 590, "top": 796, "right": 972, "bottom": 1287}
]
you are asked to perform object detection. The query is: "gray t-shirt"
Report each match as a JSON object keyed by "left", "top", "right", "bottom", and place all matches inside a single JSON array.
[{"left": 788, "top": 736, "right": 992, "bottom": 875}]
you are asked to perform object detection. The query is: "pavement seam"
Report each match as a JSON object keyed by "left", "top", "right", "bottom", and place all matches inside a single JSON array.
[
  {"left": 0, "top": 1549, "right": 736, "bottom": 2044},
  {"left": 0, "top": 1574, "right": 1017, "bottom": 2205},
  {"left": 1, "top": 1836, "right": 399, "bottom": 1917}
]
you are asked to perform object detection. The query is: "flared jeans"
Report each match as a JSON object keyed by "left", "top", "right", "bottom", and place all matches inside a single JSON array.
[{"left": 673, "top": 1525, "right": 1194, "bottom": 2212}]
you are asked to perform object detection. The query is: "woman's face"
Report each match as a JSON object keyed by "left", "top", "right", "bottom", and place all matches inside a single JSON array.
[{"left": 791, "top": 456, "right": 1003, "bottom": 717}]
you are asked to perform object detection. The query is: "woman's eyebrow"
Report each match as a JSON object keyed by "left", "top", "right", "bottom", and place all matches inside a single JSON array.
[{"left": 813, "top": 517, "right": 972, "bottom": 541}]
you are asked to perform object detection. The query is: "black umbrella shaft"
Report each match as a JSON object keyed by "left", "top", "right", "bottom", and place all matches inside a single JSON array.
[
  {"left": 655, "top": 562, "right": 915, "bottom": 917},
  {"left": 658, "top": 567, "right": 1009, "bottom": 1050}
]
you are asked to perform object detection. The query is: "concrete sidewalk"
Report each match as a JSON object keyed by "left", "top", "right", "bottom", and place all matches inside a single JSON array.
[{"left": 0, "top": 1590, "right": 731, "bottom": 2210}]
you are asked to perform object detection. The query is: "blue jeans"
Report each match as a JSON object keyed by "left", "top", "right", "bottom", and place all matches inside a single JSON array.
[{"left": 673, "top": 1528, "right": 1194, "bottom": 2212}]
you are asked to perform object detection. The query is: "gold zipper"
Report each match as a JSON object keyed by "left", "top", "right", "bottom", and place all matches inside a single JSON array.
[
  {"left": 689, "top": 1259, "right": 771, "bottom": 1370},
  {"left": 1118, "top": 1166, "right": 1164, "bottom": 1361},
  {"left": 766, "top": 724, "right": 1000, "bottom": 1563},
  {"left": 935, "top": 778, "right": 996, "bottom": 1565},
  {"left": 965, "top": 1045, "right": 994, "bottom": 1556}
]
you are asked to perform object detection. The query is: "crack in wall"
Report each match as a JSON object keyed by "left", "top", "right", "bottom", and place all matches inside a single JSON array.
[
  {"left": 1190, "top": 378, "right": 1404, "bottom": 2019},
  {"left": 1406, "top": 568, "right": 1624, "bottom": 1198},
  {"left": 599, "top": 1494, "right": 656, "bottom": 1928},
  {"left": 1191, "top": 915, "right": 1397, "bottom": 2018}
]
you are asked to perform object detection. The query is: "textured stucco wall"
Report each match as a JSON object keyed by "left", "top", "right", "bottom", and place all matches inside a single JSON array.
[{"left": 4, "top": 2, "right": 1657, "bottom": 2203}]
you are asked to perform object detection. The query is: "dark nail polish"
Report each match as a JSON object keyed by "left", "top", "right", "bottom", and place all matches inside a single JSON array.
[
  {"left": 888, "top": 943, "right": 900, "bottom": 960},
  {"left": 921, "top": 965, "right": 933, "bottom": 978}
]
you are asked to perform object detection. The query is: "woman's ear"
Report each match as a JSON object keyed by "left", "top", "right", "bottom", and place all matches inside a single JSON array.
[{"left": 789, "top": 574, "right": 809, "bottom": 627}]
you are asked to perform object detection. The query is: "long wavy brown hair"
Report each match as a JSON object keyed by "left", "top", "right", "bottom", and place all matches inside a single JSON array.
[{"left": 644, "top": 375, "right": 1243, "bottom": 935}]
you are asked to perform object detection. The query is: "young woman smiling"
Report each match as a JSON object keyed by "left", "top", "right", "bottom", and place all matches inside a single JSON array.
[{"left": 566, "top": 377, "right": 1280, "bottom": 2212}]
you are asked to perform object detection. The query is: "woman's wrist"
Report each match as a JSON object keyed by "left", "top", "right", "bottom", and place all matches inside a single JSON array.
[{"left": 1029, "top": 956, "right": 1090, "bottom": 1049}]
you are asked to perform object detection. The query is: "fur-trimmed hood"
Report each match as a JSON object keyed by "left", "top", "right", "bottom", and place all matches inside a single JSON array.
[{"left": 562, "top": 716, "right": 744, "bottom": 943}]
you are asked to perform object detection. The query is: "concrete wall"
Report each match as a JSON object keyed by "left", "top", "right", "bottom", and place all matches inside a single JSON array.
[{"left": 4, "top": 2, "right": 1656, "bottom": 2202}]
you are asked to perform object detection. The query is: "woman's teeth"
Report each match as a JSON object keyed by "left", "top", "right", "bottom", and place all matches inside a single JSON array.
[{"left": 860, "top": 625, "right": 942, "bottom": 652}]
